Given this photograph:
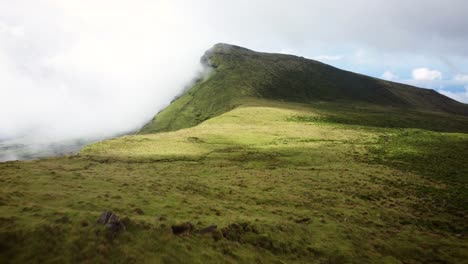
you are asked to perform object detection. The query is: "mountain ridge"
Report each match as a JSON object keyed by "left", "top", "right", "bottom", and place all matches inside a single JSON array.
[{"left": 140, "top": 43, "right": 468, "bottom": 134}]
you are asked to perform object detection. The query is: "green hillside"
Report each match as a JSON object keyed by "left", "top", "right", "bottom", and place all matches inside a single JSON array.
[
  {"left": 140, "top": 43, "right": 468, "bottom": 134},
  {"left": 1, "top": 44, "right": 468, "bottom": 263}
]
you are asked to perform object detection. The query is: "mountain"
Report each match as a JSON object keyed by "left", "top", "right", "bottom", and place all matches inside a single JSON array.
[
  {"left": 1, "top": 44, "right": 467, "bottom": 263},
  {"left": 140, "top": 43, "right": 468, "bottom": 134}
]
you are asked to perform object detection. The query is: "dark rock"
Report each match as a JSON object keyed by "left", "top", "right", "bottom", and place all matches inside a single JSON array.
[
  {"left": 106, "top": 214, "right": 126, "bottom": 233},
  {"left": 171, "top": 222, "right": 194, "bottom": 235},
  {"left": 198, "top": 225, "right": 223, "bottom": 241},
  {"left": 97, "top": 210, "right": 126, "bottom": 235},
  {"left": 198, "top": 225, "right": 217, "bottom": 235},
  {"left": 97, "top": 210, "right": 113, "bottom": 225}
]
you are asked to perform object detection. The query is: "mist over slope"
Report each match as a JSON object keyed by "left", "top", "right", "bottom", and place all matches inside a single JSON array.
[{"left": 141, "top": 44, "right": 468, "bottom": 134}]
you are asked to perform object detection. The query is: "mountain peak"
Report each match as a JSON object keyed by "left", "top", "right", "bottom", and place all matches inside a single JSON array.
[
  {"left": 141, "top": 44, "right": 468, "bottom": 133},
  {"left": 211, "top": 43, "right": 253, "bottom": 53},
  {"left": 201, "top": 43, "right": 254, "bottom": 67}
]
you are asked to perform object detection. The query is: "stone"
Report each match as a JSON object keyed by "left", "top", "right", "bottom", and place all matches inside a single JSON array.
[
  {"left": 198, "top": 225, "right": 223, "bottom": 241},
  {"left": 97, "top": 210, "right": 126, "bottom": 235},
  {"left": 171, "top": 222, "right": 194, "bottom": 235},
  {"left": 97, "top": 210, "right": 113, "bottom": 225},
  {"left": 198, "top": 225, "right": 217, "bottom": 235}
]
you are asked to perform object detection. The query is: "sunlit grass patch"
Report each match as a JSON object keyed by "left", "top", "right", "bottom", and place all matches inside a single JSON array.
[{"left": 1, "top": 102, "right": 467, "bottom": 263}]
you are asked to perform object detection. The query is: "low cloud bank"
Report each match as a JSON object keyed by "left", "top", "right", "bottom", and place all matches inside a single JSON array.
[{"left": 0, "top": 1, "right": 212, "bottom": 161}]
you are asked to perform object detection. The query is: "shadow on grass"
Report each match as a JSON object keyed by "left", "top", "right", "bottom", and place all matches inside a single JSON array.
[
  {"left": 367, "top": 129, "right": 468, "bottom": 215},
  {"left": 290, "top": 102, "right": 468, "bottom": 133}
]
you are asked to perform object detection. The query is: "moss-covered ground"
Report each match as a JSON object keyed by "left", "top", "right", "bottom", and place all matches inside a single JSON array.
[{"left": 1, "top": 99, "right": 467, "bottom": 263}]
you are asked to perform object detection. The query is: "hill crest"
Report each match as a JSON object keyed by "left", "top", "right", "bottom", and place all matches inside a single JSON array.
[{"left": 140, "top": 43, "right": 468, "bottom": 133}]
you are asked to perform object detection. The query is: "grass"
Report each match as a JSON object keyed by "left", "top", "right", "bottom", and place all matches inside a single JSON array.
[
  {"left": 1, "top": 99, "right": 467, "bottom": 263},
  {"left": 140, "top": 44, "right": 468, "bottom": 134}
]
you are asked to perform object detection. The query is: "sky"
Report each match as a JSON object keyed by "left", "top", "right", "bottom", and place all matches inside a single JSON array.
[{"left": 1, "top": 0, "right": 468, "bottom": 149}]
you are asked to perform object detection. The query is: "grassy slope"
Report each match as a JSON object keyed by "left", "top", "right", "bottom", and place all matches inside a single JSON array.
[
  {"left": 1, "top": 99, "right": 467, "bottom": 263},
  {"left": 140, "top": 44, "right": 468, "bottom": 134}
]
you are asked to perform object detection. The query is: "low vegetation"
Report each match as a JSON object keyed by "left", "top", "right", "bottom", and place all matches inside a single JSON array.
[{"left": 1, "top": 99, "right": 467, "bottom": 263}]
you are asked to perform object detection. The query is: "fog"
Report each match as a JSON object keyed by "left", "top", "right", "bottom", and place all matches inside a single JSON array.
[{"left": 1, "top": 0, "right": 468, "bottom": 161}]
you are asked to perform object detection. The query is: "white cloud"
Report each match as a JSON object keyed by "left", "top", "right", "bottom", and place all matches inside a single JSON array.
[
  {"left": 454, "top": 74, "right": 468, "bottom": 83},
  {"left": 412, "top": 68, "right": 442, "bottom": 81},
  {"left": 381, "top": 71, "right": 399, "bottom": 80},
  {"left": 397, "top": 71, "right": 468, "bottom": 103},
  {"left": 0, "top": 21, "right": 24, "bottom": 37},
  {"left": 0, "top": 1, "right": 210, "bottom": 144},
  {"left": 438, "top": 86, "right": 468, "bottom": 103},
  {"left": 313, "top": 55, "right": 343, "bottom": 61}
]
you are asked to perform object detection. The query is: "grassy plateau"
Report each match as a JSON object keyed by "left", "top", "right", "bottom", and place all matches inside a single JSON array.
[{"left": 1, "top": 44, "right": 467, "bottom": 263}]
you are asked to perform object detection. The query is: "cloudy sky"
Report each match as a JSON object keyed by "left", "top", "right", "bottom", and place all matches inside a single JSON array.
[{"left": 1, "top": 0, "right": 468, "bottom": 146}]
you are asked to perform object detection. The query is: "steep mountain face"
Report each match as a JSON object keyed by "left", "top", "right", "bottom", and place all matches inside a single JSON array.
[{"left": 140, "top": 43, "right": 468, "bottom": 133}]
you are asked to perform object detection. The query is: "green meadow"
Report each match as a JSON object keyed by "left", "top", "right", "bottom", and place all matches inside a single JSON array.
[{"left": 1, "top": 99, "right": 467, "bottom": 263}]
